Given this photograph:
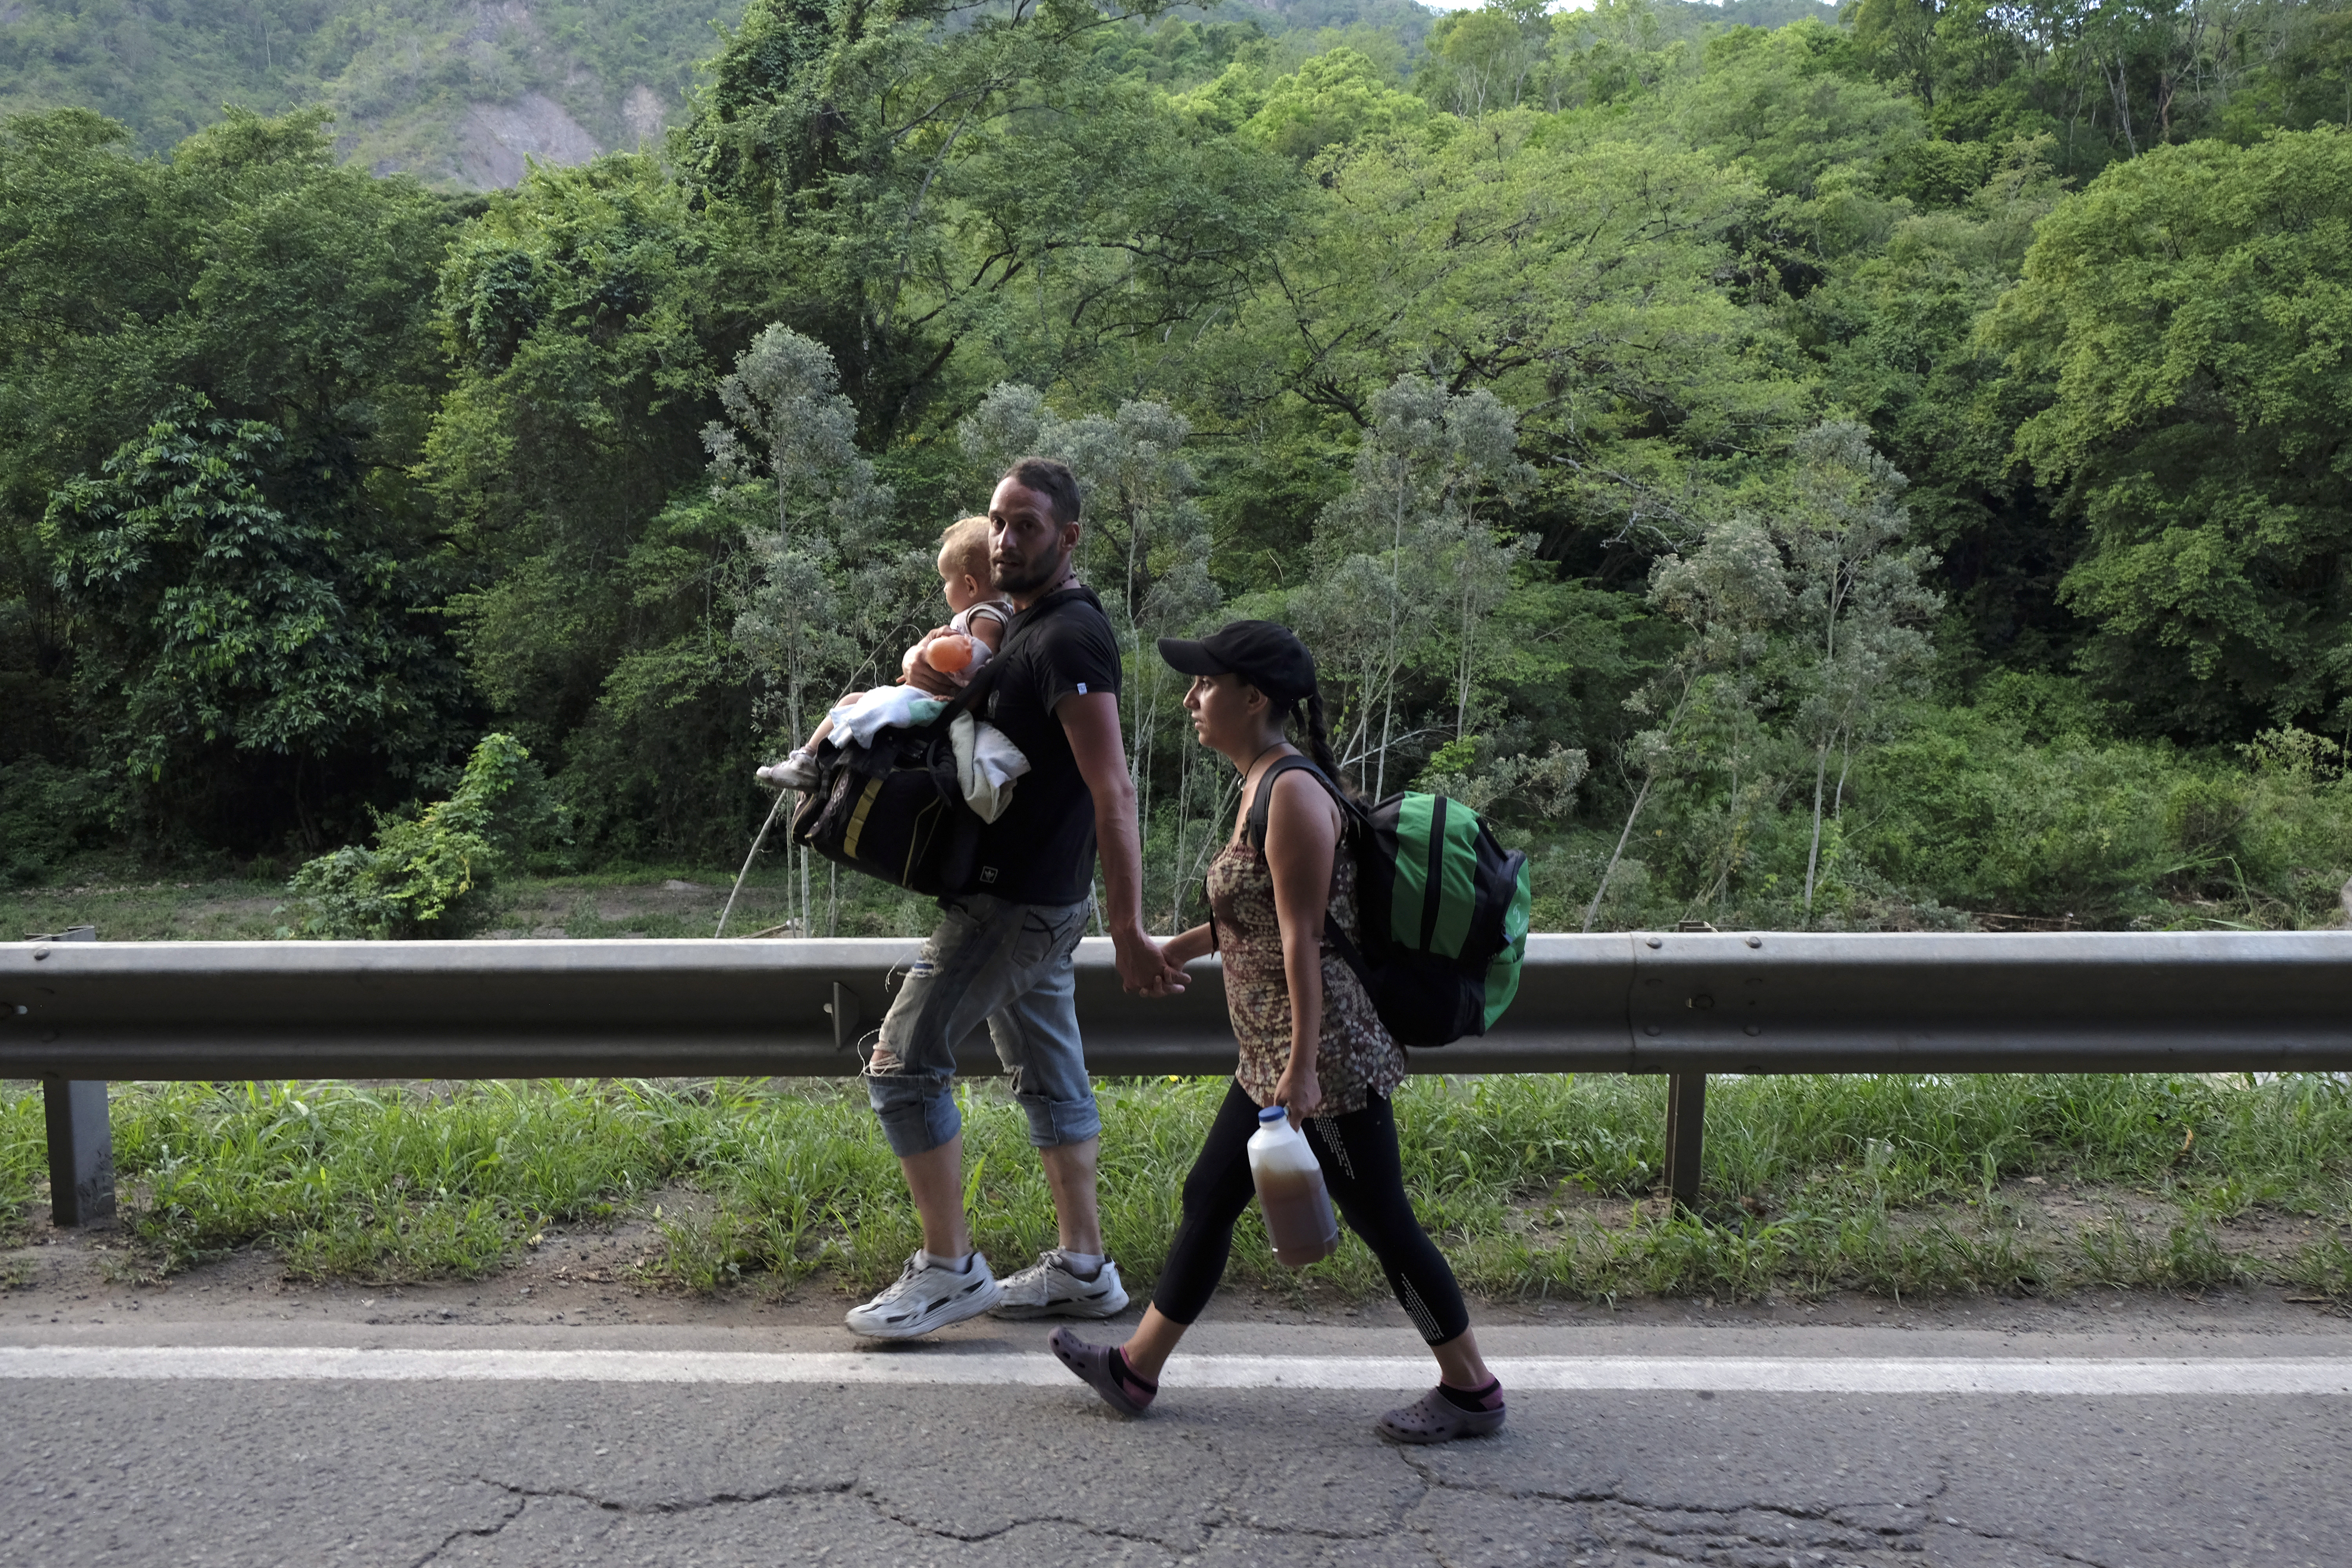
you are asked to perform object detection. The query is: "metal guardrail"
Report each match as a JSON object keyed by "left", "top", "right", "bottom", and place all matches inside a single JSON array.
[{"left": 8, "top": 931, "right": 2352, "bottom": 1226}]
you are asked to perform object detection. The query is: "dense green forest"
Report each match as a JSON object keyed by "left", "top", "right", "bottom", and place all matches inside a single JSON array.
[{"left": 5, "top": 0, "right": 2352, "bottom": 938}]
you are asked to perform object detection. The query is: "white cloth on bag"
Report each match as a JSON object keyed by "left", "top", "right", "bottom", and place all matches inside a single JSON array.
[
  {"left": 950, "top": 712, "right": 1031, "bottom": 824},
  {"left": 827, "top": 687, "right": 947, "bottom": 747}
]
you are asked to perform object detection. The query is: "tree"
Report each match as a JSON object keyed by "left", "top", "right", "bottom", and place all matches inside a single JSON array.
[
  {"left": 1212, "top": 105, "right": 1797, "bottom": 567},
  {"left": 2, "top": 106, "right": 462, "bottom": 852},
  {"left": 713, "top": 325, "right": 903, "bottom": 937},
  {"left": 425, "top": 151, "right": 732, "bottom": 857},
  {"left": 1544, "top": 0, "right": 1681, "bottom": 114},
  {"left": 42, "top": 399, "right": 448, "bottom": 844},
  {"left": 1800, "top": 137, "right": 2071, "bottom": 670},
  {"left": 1421, "top": 1, "right": 1554, "bottom": 118},
  {"left": 1296, "top": 375, "right": 1530, "bottom": 797},
  {"left": 1241, "top": 47, "right": 1436, "bottom": 159},
  {"left": 287, "top": 733, "right": 548, "bottom": 940},
  {"left": 1583, "top": 516, "right": 1789, "bottom": 931},
  {"left": 1430, "top": 389, "right": 1534, "bottom": 744},
  {"left": 1981, "top": 127, "right": 2352, "bottom": 737},
  {"left": 678, "top": 0, "right": 1292, "bottom": 444},
  {"left": 1851, "top": 0, "right": 1944, "bottom": 104},
  {"left": 1774, "top": 422, "right": 1942, "bottom": 912}
]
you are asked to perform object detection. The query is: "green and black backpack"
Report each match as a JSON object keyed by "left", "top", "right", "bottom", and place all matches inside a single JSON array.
[{"left": 1243, "top": 755, "right": 1532, "bottom": 1047}]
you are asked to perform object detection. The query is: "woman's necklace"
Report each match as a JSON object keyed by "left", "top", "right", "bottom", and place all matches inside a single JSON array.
[
  {"left": 1229, "top": 739, "right": 1296, "bottom": 847},
  {"left": 1240, "top": 738, "right": 1292, "bottom": 780}
]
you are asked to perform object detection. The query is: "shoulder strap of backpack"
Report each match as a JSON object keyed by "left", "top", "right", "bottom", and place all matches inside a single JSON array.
[
  {"left": 1242, "top": 755, "right": 1378, "bottom": 996},
  {"left": 944, "top": 657, "right": 1000, "bottom": 722},
  {"left": 944, "top": 584, "right": 1065, "bottom": 722},
  {"left": 936, "top": 617, "right": 1019, "bottom": 726},
  {"left": 1243, "top": 755, "right": 1335, "bottom": 853}
]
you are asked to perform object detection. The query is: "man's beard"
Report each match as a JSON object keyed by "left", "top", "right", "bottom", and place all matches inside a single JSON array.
[{"left": 992, "top": 542, "right": 1069, "bottom": 596}]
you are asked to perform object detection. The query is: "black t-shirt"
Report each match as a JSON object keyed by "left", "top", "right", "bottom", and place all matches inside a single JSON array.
[{"left": 965, "top": 585, "right": 1123, "bottom": 906}]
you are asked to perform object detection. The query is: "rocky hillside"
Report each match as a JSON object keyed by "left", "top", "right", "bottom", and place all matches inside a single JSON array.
[
  {"left": 0, "top": 0, "right": 722, "bottom": 187},
  {"left": 0, "top": 0, "right": 1842, "bottom": 187}
]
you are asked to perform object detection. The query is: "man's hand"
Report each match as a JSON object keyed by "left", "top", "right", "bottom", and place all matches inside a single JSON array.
[
  {"left": 900, "top": 628, "right": 960, "bottom": 696},
  {"left": 1112, "top": 926, "right": 1187, "bottom": 997},
  {"left": 902, "top": 660, "right": 958, "bottom": 697}
]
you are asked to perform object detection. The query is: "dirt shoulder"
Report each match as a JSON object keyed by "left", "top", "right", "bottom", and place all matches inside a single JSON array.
[{"left": 8, "top": 1188, "right": 2344, "bottom": 1341}]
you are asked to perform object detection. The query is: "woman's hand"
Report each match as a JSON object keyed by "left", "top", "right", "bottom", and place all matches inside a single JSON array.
[
  {"left": 1160, "top": 922, "right": 1214, "bottom": 969},
  {"left": 1272, "top": 1057, "right": 1322, "bottom": 1127}
]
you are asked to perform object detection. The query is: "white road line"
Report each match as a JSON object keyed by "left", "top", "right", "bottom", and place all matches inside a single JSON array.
[{"left": 0, "top": 1347, "right": 2347, "bottom": 1395}]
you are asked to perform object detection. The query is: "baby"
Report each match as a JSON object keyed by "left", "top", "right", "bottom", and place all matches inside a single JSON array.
[{"left": 760, "top": 515, "right": 1013, "bottom": 790}]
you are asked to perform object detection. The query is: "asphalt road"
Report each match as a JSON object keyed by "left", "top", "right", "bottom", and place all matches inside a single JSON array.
[{"left": 2, "top": 1314, "right": 2347, "bottom": 1568}]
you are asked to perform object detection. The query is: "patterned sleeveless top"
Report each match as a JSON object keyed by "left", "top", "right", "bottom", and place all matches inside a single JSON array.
[{"left": 1207, "top": 820, "right": 1406, "bottom": 1116}]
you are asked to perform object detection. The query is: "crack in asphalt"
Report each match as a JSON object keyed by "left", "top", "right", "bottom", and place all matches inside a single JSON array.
[
  {"left": 408, "top": 1474, "right": 858, "bottom": 1562},
  {"left": 413, "top": 1446, "right": 1437, "bottom": 1560},
  {"left": 856, "top": 1494, "right": 1194, "bottom": 1550},
  {"left": 476, "top": 1475, "right": 855, "bottom": 1514},
  {"left": 1925, "top": 1512, "right": 2124, "bottom": 1568},
  {"left": 408, "top": 1491, "right": 524, "bottom": 1568},
  {"left": 1217, "top": 1512, "right": 1430, "bottom": 1543},
  {"left": 429, "top": 1478, "right": 1204, "bottom": 1557},
  {"left": 408, "top": 1448, "right": 2134, "bottom": 1568},
  {"left": 1211, "top": 1443, "right": 1430, "bottom": 1541},
  {"left": 1396, "top": 1451, "right": 1947, "bottom": 1565}
]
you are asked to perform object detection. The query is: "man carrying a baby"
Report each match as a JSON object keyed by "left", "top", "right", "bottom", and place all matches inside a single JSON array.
[{"left": 837, "top": 456, "right": 1189, "bottom": 1339}]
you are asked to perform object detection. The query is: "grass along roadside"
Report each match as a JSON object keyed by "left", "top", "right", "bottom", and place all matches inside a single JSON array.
[
  {"left": 2, "top": 864, "right": 938, "bottom": 943},
  {"left": 3, "top": 1074, "right": 2347, "bottom": 1307}
]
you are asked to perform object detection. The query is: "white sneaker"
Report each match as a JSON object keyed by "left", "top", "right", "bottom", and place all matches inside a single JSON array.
[
  {"left": 990, "top": 1251, "right": 1130, "bottom": 1319},
  {"left": 843, "top": 1251, "right": 1001, "bottom": 1340}
]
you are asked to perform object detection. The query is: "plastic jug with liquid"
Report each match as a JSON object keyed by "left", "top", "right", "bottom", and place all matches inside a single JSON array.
[{"left": 1247, "top": 1106, "right": 1340, "bottom": 1267}]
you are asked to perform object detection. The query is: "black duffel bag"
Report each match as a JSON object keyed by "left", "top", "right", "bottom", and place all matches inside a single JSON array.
[{"left": 789, "top": 671, "right": 996, "bottom": 897}]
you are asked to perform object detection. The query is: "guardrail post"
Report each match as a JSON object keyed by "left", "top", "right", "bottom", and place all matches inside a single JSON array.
[
  {"left": 1663, "top": 1071, "right": 1706, "bottom": 1212},
  {"left": 27, "top": 924, "right": 111, "bottom": 1226},
  {"left": 43, "top": 1076, "right": 113, "bottom": 1227},
  {"left": 828, "top": 982, "right": 863, "bottom": 1055}
]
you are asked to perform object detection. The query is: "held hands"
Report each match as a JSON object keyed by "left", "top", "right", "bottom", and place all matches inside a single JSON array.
[
  {"left": 1272, "top": 1058, "right": 1323, "bottom": 1127},
  {"left": 1112, "top": 927, "right": 1189, "bottom": 998}
]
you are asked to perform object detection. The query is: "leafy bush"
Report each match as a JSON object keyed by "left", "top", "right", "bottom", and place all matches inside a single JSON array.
[
  {"left": 0, "top": 758, "right": 103, "bottom": 884},
  {"left": 1853, "top": 680, "right": 2352, "bottom": 924},
  {"left": 286, "top": 734, "right": 550, "bottom": 938}
]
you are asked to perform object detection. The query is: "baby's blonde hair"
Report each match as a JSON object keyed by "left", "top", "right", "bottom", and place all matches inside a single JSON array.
[{"left": 939, "top": 515, "right": 992, "bottom": 584}]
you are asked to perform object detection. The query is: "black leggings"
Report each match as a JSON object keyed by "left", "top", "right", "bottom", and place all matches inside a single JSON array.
[{"left": 1151, "top": 1080, "right": 1471, "bottom": 1345}]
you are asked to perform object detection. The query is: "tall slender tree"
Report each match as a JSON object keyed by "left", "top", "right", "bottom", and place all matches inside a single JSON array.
[
  {"left": 1583, "top": 516, "right": 1788, "bottom": 932},
  {"left": 1777, "top": 422, "right": 1941, "bottom": 914},
  {"left": 711, "top": 325, "right": 898, "bottom": 936},
  {"left": 1299, "top": 376, "right": 1529, "bottom": 796}
]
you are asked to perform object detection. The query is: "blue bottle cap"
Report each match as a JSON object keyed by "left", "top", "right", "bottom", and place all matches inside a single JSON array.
[{"left": 1257, "top": 1106, "right": 1287, "bottom": 1123}]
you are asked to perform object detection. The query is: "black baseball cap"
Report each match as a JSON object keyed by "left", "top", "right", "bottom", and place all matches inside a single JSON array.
[{"left": 1156, "top": 621, "right": 1318, "bottom": 705}]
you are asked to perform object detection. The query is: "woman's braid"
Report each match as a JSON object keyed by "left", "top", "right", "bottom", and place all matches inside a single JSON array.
[{"left": 1293, "top": 687, "right": 1350, "bottom": 797}]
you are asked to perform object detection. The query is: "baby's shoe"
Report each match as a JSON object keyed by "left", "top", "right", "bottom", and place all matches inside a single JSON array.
[{"left": 760, "top": 750, "right": 822, "bottom": 790}]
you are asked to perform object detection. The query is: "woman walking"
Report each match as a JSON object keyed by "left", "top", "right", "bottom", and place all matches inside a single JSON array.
[{"left": 1048, "top": 620, "right": 1505, "bottom": 1443}]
